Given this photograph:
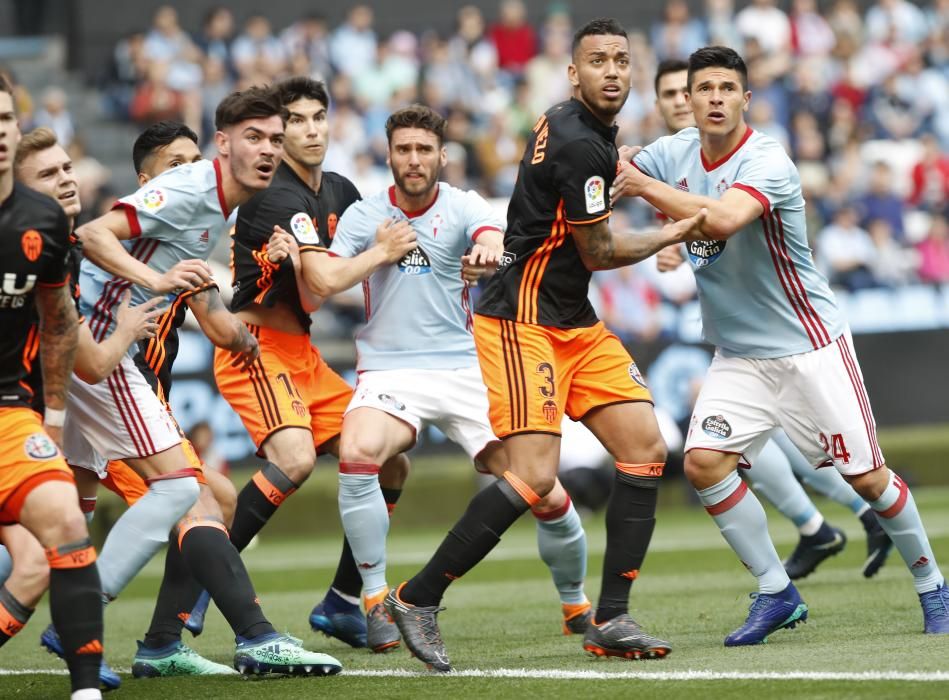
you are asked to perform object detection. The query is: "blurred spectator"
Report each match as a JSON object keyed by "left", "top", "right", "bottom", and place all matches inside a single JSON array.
[
  {"left": 187, "top": 421, "right": 229, "bottom": 475},
  {"left": 65, "top": 138, "right": 110, "bottom": 223},
  {"left": 749, "top": 97, "right": 789, "bottom": 152},
  {"left": 129, "top": 61, "right": 184, "bottom": 125},
  {"left": 651, "top": 0, "right": 706, "bottom": 61},
  {"left": 866, "top": 0, "right": 929, "bottom": 45},
  {"left": 489, "top": 0, "right": 537, "bottom": 78},
  {"left": 705, "top": 0, "right": 743, "bottom": 50},
  {"left": 817, "top": 205, "right": 879, "bottom": 290},
  {"left": 196, "top": 6, "right": 236, "bottom": 77},
  {"left": 857, "top": 162, "right": 906, "bottom": 241},
  {"left": 524, "top": 19, "right": 571, "bottom": 118},
  {"left": 909, "top": 134, "right": 949, "bottom": 208},
  {"left": 102, "top": 30, "right": 147, "bottom": 118},
  {"left": 735, "top": 0, "right": 791, "bottom": 56},
  {"left": 827, "top": 0, "right": 866, "bottom": 42},
  {"left": 200, "top": 57, "right": 234, "bottom": 142},
  {"left": 596, "top": 264, "right": 664, "bottom": 344},
  {"left": 868, "top": 218, "right": 919, "bottom": 285},
  {"left": 329, "top": 5, "right": 377, "bottom": 78},
  {"left": 790, "top": 0, "right": 836, "bottom": 56},
  {"left": 33, "top": 87, "right": 75, "bottom": 149},
  {"left": 916, "top": 213, "right": 949, "bottom": 283},
  {"left": 448, "top": 5, "right": 498, "bottom": 94},
  {"left": 143, "top": 5, "right": 203, "bottom": 92},
  {"left": 232, "top": 14, "right": 288, "bottom": 80},
  {"left": 281, "top": 14, "right": 332, "bottom": 81},
  {"left": 353, "top": 31, "right": 418, "bottom": 108}
]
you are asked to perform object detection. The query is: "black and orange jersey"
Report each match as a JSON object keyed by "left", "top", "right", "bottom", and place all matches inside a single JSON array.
[
  {"left": 230, "top": 162, "right": 360, "bottom": 331},
  {"left": 476, "top": 98, "right": 619, "bottom": 329},
  {"left": 133, "top": 281, "right": 218, "bottom": 402},
  {"left": 0, "top": 183, "right": 71, "bottom": 408}
]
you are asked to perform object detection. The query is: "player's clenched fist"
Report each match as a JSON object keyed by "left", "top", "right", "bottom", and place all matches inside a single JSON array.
[
  {"left": 375, "top": 217, "right": 417, "bottom": 262},
  {"left": 611, "top": 159, "right": 650, "bottom": 199},
  {"left": 267, "top": 226, "right": 301, "bottom": 268},
  {"left": 155, "top": 258, "right": 213, "bottom": 293},
  {"left": 461, "top": 242, "right": 503, "bottom": 283}
]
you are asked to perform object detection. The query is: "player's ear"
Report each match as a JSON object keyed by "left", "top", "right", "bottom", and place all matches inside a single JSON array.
[
  {"left": 439, "top": 145, "right": 448, "bottom": 169},
  {"left": 137, "top": 172, "right": 149, "bottom": 187},
  {"left": 742, "top": 89, "right": 752, "bottom": 113},
  {"left": 214, "top": 130, "right": 228, "bottom": 156},
  {"left": 567, "top": 63, "right": 579, "bottom": 89}
]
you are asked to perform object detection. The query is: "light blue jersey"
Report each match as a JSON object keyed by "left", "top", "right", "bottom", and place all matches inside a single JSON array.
[
  {"left": 330, "top": 183, "right": 503, "bottom": 371},
  {"left": 81, "top": 159, "right": 230, "bottom": 343},
  {"left": 635, "top": 127, "right": 844, "bottom": 358}
]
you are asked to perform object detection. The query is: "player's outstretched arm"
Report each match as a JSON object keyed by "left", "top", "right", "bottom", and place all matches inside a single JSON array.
[
  {"left": 74, "top": 292, "right": 164, "bottom": 384},
  {"left": 34, "top": 283, "right": 79, "bottom": 446},
  {"left": 612, "top": 162, "right": 763, "bottom": 240},
  {"left": 573, "top": 208, "right": 707, "bottom": 271},
  {"left": 185, "top": 286, "right": 259, "bottom": 371},
  {"left": 76, "top": 210, "right": 213, "bottom": 293},
  {"left": 297, "top": 218, "right": 417, "bottom": 297},
  {"left": 461, "top": 229, "right": 504, "bottom": 283}
]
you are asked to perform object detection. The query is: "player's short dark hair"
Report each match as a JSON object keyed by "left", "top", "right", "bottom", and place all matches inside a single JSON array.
[
  {"left": 132, "top": 120, "right": 198, "bottom": 174},
  {"left": 571, "top": 18, "right": 628, "bottom": 58},
  {"left": 688, "top": 46, "right": 748, "bottom": 91},
  {"left": 654, "top": 58, "right": 689, "bottom": 96},
  {"left": 385, "top": 104, "right": 447, "bottom": 145},
  {"left": 214, "top": 85, "right": 286, "bottom": 131},
  {"left": 275, "top": 76, "right": 329, "bottom": 110}
]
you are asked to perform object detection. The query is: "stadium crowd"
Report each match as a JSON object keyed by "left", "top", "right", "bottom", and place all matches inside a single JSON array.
[{"left": 9, "top": 0, "right": 949, "bottom": 343}]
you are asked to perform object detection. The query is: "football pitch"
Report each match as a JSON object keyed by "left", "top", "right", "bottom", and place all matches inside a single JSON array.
[{"left": 2, "top": 485, "right": 949, "bottom": 699}]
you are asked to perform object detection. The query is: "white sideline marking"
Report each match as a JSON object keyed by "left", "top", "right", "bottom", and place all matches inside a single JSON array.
[{"left": 3, "top": 668, "right": 949, "bottom": 682}]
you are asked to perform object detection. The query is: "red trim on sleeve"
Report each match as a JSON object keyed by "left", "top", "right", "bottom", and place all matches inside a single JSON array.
[
  {"left": 213, "top": 158, "right": 231, "bottom": 219},
  {"left": 112, "top": 202, "right": 142, "bottom": 238},
  {"left": 36, "top": 280, "right": 68, "bottom": 288},
  {"left": 731, "top": 183, "right": 771, "bottom": 218},
  {"left": 471, "top": 226, "right": 502, "bottom": 242},
  {"left": 701, "top": 126, "right": 753, "bottom": 172}
]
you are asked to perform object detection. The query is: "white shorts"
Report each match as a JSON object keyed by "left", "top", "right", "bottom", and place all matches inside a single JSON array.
[
  {"left": 346, "top": 365, "right": 498, "bottom": 461},
  {"left": 64, "top": 354, "right": 182, "bottom": 466},
  {"left": 685, "top": 330, "right": 885, "bottom": 476}
]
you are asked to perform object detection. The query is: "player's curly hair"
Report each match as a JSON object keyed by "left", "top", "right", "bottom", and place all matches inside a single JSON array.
[
  {"left": 385, "top": 104, "right": 447, "bottom": 145},
  {"left": 214, "top": 85, "right": 287, "bottom": 131}
]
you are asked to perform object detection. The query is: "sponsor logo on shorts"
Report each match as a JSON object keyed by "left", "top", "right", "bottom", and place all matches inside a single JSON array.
[
  {"left": 585, "top": 176, "right": 606, "bottom": 214},
  {"left": 24, "top": 432, "right": 59, "bottom": 460},
  {"left": 378, "top": 393, "right": 406, "bottom": 411},
  {"left": 701, "top": 415, "right": 732, "bottom": 440},
  {"left": 687, "top": 239, "right": 726, "bottom": 268},
  {"left": 628, "top": 362, "right": 647, "bottom": 388},
  {"left": 398, "top": 247, "right": 432, "bottom": 275},
  {"left": 542, "top": 399, "right": 557, "bottom": 424}
]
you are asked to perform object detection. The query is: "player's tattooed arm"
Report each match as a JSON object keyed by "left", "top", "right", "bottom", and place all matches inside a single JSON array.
[
  {"left": 186, "top": 287, "right": 259, "bottom": 370},
  {"left": 573, "top": 209, "right": 708, "bottom": 271},
  {"left": 612, "top": 162, "right": 763, "bottom": 240},
  {"left": 35, "top": 283, "right": 79, "bottom": 411}
]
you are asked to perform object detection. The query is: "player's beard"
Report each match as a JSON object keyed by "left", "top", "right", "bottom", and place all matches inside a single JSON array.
[
  {"left": 393, "top": 163, "right": 441, "bottom": 200},
  {"left": 579, "top": 80, "right": 629, "bottom": 121}
]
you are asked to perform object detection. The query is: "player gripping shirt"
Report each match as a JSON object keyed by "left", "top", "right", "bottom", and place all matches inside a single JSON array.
[
  {"left": 331, "top": 182, "right": 503, "bottom": 453},
  {"left": 0, "top": 183, "right": 75, "bottom": 522},
  {"left": 215, "top": 160, "right": 359, "bottom": 453},
  {"left": 64, "top": 159, "right": 232, "bottom": 472},
  {"left": 476, "top": 97, "right": 653, "bottom": 436}
]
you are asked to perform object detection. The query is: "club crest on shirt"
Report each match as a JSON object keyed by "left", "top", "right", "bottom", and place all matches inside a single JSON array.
[
  {"left": 21, "top": 230, "right": 43, "bottom": 262},
  {"left": 139, "top": 188, "right": 167, "bottom": 212},
  {"left": 431, "top": 213, "right": 443, "bottom": 239},
  {"left": 687, "top": 239, "right": 726, "bottom": 268},
  {"left": 628, "top": 362, "right": 647, "bottom": 388},
  {"left": 398, "top": 246, "right": 432, "bottom": 275},
  {"left": 715, "top": 178, "right": 730, "bottom": 196},
  {"left": 290, "top": 212, "right": 320, "bottom": 244},
  {"left": 24, "top": 432, "right": 59, "bottom": 460},
  {"left": 584, "top": 176, "right": 606, "bottom": 214},
  {"left": 702, "top": 415, "right": 732, "bottom": 440}
]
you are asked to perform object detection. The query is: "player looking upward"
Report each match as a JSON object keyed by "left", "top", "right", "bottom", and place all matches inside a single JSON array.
[
  {"left": 383, "top": 19, "right": 708, "bottom": 671},
  {"left": 615, "top": 45, "right": 949, "bottom": 644}
]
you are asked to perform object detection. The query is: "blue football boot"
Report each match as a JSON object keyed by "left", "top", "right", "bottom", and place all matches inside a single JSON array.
[
  {"left": 184, "top": 590, "right": 211, "bottom": 637},
  {"left": 40, "top": 623, "right": 121, "bottom": 690},
  {"left": 920, "top": 583, "right": 949, "bottom": 634},
  {"left": 309, "top": 589, "right": 368, "bottom": 648},
  {"left": 724, "top": 582, "right": 808, "bottom": 646}
]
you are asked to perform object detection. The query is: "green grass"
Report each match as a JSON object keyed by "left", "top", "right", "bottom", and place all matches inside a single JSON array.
[{"left": 3, "top": 487, "right": 949, "bottom": 698}]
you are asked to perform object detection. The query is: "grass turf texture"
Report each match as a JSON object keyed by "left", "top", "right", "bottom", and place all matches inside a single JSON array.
[{"left": 2, "top": 471, "right": 949, "bottom": 698}]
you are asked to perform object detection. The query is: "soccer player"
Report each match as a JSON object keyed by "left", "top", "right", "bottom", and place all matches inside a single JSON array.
[
  {"left": 289, "top": 103, "right": 593, "bottom": 653},
  {"left": 213, "top": 77, "right": 415, "bottom": 649},
  {"left": 614, "top": 45, "right": 949, "bottom": 644},
  {"left": 383, "top": 19, "right": 707, "bottom": 671},
  {"left": 70, "top": 89, "right": 342, "bottom": 675},
  {"left": 0, "top": 75, "right": 105, "bottom": 700},
  {"left": 650, "top": 60, "right": 891, "bottom": 580}
]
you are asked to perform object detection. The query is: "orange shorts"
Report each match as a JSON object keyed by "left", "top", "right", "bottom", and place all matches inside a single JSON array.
[
  {"left": 473, "top": 315, "right": 652, "bottom": 438},
  {"left": 0, "top": 407, "right": 75, "bottom": 525},
  {"left": 214, "top": 324, "right": 351, "bottom": 454},
  {"left": 102, "top": 438, "right": 207, "bottom": 507}
]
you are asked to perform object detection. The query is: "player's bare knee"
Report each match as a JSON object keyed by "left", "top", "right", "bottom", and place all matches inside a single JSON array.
[
  {"left": 339, "top": 435, "right": 390, "bottom": 468},
  {"left": 272, "top": 452, "right": 315, "bottom": 485},
  {"left": 523, "top": 471, "right": 556, "bottom": 499},
  {"left": 13, "top": 550, "right": 50, "bottom": 592},
  {"left": 206, "top": 472, "right": 237, "bottom": 525},
  {"left": 46, "top": 511, "right": 91, "bottom": 551},
  {"left": 844, "top": 466, "right": 890, "bottom": 502}
]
